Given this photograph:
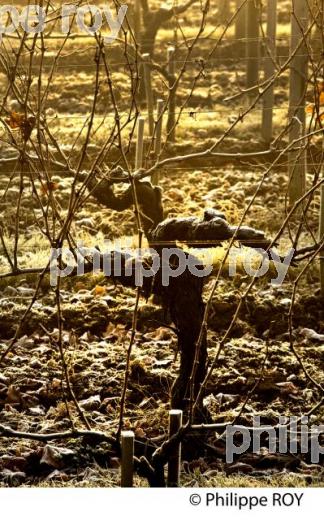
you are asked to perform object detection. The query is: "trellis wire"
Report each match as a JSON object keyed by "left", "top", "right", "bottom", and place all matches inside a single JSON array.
[{"left": 16, "top": 50, "right": 324, "bottom": 72}]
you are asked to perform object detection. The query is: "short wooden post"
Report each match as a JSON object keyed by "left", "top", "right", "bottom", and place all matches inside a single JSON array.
[
  {"left": 142, "top": 53, "right": 154, "bottom": 137},
  {"left": 135, "top": 116, "right": 145, "bottom": 170},
  {"left": 133, "top": 0, "right": 141, "bottom": 45},
  {"left": 288, "top": 0, "right": 308, "bottom": 206},
  {"left": 121, "top": 431, "right": 134, "bottom": 487},
  {"left": 167, "top": 46, "right": 176, "bottom": 143},
  {"left": 246, "top": 0, "right": 260, "bottom": 91},
  {"left": 261, "top": 0, "right": 277, "bottom": 144},
  {"left": 167, "top": 409, "right": 183, "bottom": 487},
  {"left": 152, "top": 99, "right": 164, "bottom": 185}
]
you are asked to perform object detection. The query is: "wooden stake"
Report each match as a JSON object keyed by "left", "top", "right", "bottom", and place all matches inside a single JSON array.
[
  {"left": 320, "top": 138, "right": 324, "bottom": 296},
  {"left": 173, "top": 0, "right": 179, "bottom": 48},
  {"left": 235, "top": 0, "right": 247, "bottom": 41},
  {"left": 142, "top": 53, "right": 154, "bottom": 137},
  {"left": 152, "top": 99, "right": 164, "bottom": 185},
  {"left": 167, "top": 46, "right": 176, "bottom": 143},
  {"left": 133, "top": 0, "right": 141, "bottom": 45},
  {"left": 320, "top": 184, "right": 324, "bottom": 296},
  {"left": 121, "top": 431, "right": 134, "bottom": 487},
  {"left": 135, "top": 116, "right": 145, "bottom": 170},
  {"left": 261, "top": 0, "right": 277, "bottom": 144},
  {"left": 133, "top": 0, "right": 143, "bottom": 103},
  {"left": 246, "top": 0, "right": 260, "bottom": 91},
  {"left": 218, "top": 0, "right": 231, "bottom": 24},
  {"left": 167, "top": 409, "right": 183, "bottom": 487},
  {"left": 288, "top": 0, "right": 308, "bottom": 206},
  {"left": 154, "top": 98, "right": 164, "bottom": 157},
  {"left": 235, "top": 0, "right": 247, "bottom": 58}
]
